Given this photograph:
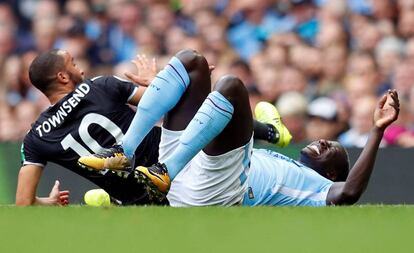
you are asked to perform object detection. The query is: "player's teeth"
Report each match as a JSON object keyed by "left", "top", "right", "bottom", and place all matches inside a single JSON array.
[{"left": 310, "top": 145, "right": 320, "bottom": 155}]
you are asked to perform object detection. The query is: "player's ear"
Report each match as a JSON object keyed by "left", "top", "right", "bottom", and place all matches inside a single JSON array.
[{"left": 56, "top": 71, "right": 70, "bottom": 84}]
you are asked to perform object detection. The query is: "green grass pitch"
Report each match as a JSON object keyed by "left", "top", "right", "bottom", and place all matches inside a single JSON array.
[{"left": 0, "top": 206, "right": 412, "bottom": 253}]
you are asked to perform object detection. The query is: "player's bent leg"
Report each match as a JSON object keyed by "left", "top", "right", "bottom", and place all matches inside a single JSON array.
[
  {"left": 134, "top": 51, "right": 213, "bottom": 191},
  {"left": 137, "top": 75, "right": 253, "bottom": 189},
  {"left": 204, "top": 75, "right": 253, "bottom": 155},
  {"left": 254, "top": 102, "right": 292, "bottom": 147},
  {"left": 163, "top": 49, "right": 211, "bottom": 131},
  {"left": 121, "top": 51, "right": 192, "bottom": 158}
]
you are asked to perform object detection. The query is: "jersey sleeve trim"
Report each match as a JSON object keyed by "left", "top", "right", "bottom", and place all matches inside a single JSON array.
[
  {"left": 113, "top": 75, "right": 130, "bottom": 82},
  {"left": 127, "top": 87, "right": 138, "bottom": 102},
  {"left": 91, "top": 75, "right": 103, "bottom": 81},
  {"left": 22, "top": 161, "right": 45, "bottom": 168}
]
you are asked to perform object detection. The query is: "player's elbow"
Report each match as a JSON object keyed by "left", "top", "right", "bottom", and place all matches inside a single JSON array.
[{"left": 336, "top": 189, "right": 362, "bottom": 205}]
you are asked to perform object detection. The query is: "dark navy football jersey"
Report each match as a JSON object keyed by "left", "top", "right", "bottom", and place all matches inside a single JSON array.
[{"left": 21, "top": 76, "right": 162, "bottom": 205}]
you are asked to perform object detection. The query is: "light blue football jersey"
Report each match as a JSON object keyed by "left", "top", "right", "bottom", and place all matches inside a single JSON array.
[{"left": 243, "top": 149, "right": 333, "bottom": 207}]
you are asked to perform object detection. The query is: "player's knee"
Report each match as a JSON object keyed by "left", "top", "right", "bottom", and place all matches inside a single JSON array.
[
  {"left": 175, "top": 49, "right": 208, "bottom": 73},
  {"left": 214, "top": 75, "right": 247, "bottom": 98}
]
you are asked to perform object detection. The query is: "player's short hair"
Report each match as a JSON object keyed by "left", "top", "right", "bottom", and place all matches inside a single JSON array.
[{"left": 29, "top": 49, "right": 66, "bottom": 94}]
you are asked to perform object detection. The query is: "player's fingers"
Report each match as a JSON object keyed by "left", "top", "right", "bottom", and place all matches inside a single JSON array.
[
  {"left": 391, "top": 89, "right": 398, "bottom": 99},
  {"left": 58, "top": 195, "right": 69, "bottom": 206},
  {"left": 388, "top": 89, "right": 399, "bottom": 99},
  {"left": 124, "top": 71, "right": 134, "bottom": 79},
  {"left": 59, "top": 190, "right": 70, "bottom": 196},
  {"left": 60, "top": 196, "right": 69, "bottom": 202},
  {"left": 125, "top": 72, "right": 148, "bottom": 87},
  {"left": 124, "top": 72, "right": 138, "bottom": 82},
  {"left": 389, "top": 91, "right": 399, "bottom": 105},
  {"left": 131, "top": 59, "right": 141, "bottom": 69},
  {"left": 142, "top": 57, "right": 151, "bottom": 70},
  {"left": 137, "top": 54, "right": 144, "bottom": 66},
  {"left": 151, "top": 58, "right": 157, "bottom": 72},
  {"left": 142, "top": 54, "right": 149, "bottom": 64},
  {"left": 388, "top": 95, "right": 400, "bottom": 111},
  {"left": 389, "top": 101, "right": 400, "bottom": 113},
  {"left": 134, "top": 56, "right": 144, "bottom": 68},
  {"left": 378, "top": 94, "right": 387, "bottom": 109}
]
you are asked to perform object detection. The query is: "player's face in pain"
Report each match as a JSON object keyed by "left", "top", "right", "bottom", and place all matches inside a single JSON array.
[{"left": 299, "top": 139, "right": 349, "bottom": 181}]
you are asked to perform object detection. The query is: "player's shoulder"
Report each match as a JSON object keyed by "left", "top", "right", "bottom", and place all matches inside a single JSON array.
[
  {"left": 87, "top": 75, "right": 136, "bottom": 102},
  {"left": 22, "top": 126, "right": 43, "bottom": 148},
  {"left": 252, "top": 148, "right": 303, "bottom": 167},
  {"left": 88, "top": 75, "right": 131, "bottom": 86}
]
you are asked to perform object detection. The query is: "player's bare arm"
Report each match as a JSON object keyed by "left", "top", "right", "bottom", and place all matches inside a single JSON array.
[
  {"left": 326, "top": 90, "right": 399, "bottom": 205},
  {"left": 16, "top": 165, "right": 69, "bottom": 206}
]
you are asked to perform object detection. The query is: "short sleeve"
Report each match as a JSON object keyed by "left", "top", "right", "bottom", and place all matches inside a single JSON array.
[
  {"left": 92, "top": 76, "right": 138, "bottom": 103},
  {"left": 21, "top": 133, "right": 47, "bottom": 168}
]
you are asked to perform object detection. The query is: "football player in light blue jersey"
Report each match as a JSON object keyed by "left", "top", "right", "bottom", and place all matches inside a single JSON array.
[
  {"left": 244, "top": 89, "right": 399, "bottom": 206},
  {"left": 79, "top": 50, "right": 399, "bottom": 207}
]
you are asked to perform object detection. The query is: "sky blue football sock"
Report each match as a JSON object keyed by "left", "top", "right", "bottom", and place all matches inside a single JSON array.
[
  {"left": 164, "top": 91, "right": 234, "bottom": 180},
  {"left": 121, "top": 57, "right": 190, "bottom": 159}
]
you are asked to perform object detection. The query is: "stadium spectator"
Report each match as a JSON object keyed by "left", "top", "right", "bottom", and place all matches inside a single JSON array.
[
  {"left": 338, "top": 95, "right": 384, "bottom": 147},
  {"left": 255, "top": 66, "right": 282, "bottom": 103},
  {"left": 108, "top": 1, "right": 141, "bottom": 63},
  {"left": 306, "top": 96, "right": 342, "bottom": 141},
  {"left": 344, "top": 75, "right": 377, "bottom": 106},
  {"left": 276, "top": 91, "right": 308, "bottom": 143},
  {"left": 317, "top": 45, "right": 347, "bottom": 96}
]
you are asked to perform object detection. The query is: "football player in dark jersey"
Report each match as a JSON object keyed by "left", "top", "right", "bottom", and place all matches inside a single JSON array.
[{"left": 17, "top": 49, "right": 164, "bottom": 206}]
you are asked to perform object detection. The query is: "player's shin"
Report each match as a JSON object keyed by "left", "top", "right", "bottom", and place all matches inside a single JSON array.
[
  {"left": 121, "top": 56, "right": 190, "bottom": 159},
  {"left": 163, "top": 91, "right": 234, "bottom": 179}
]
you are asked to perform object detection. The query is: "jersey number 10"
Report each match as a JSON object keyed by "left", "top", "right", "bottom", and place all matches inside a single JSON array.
[{"left": 60, "top": 113, "right": 124, "bottom": 156}]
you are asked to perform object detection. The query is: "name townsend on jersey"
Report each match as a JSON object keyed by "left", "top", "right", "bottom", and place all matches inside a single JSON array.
[{"left": 36, "top": 83, "right": 90, "bottom": 137}]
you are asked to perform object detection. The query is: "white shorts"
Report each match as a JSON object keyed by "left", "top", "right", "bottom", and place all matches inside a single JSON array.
[{"left": 160, "top": 127, "right": 252, "bottom": 207}]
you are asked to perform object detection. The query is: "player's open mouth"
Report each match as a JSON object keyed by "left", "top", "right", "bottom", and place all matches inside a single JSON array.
[{"left": 308, "top": 144, "right": 320, "bottom": 155}]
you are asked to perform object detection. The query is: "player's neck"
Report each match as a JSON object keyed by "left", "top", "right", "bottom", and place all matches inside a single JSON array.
[
  {"left": 47, "top": 83, "right": 76, "bottom": 105},
  {"left": 48, "top": 91, "right": 69, "bottom": 105}
]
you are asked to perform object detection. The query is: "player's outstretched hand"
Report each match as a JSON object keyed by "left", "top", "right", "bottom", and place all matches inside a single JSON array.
[
  {"left": 374, "top": 89, "right": 399, "bottom": 131},
  {"left": 49, "top": 180, "right": 70, "bottom": 206},
  {"left": 125, "top": 54, "right": 157, "bottom": 87}
]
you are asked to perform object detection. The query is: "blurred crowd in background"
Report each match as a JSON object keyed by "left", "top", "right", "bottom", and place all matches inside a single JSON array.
[{"left": 1, "top": 0, "right": 414, "bottom": 148}]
